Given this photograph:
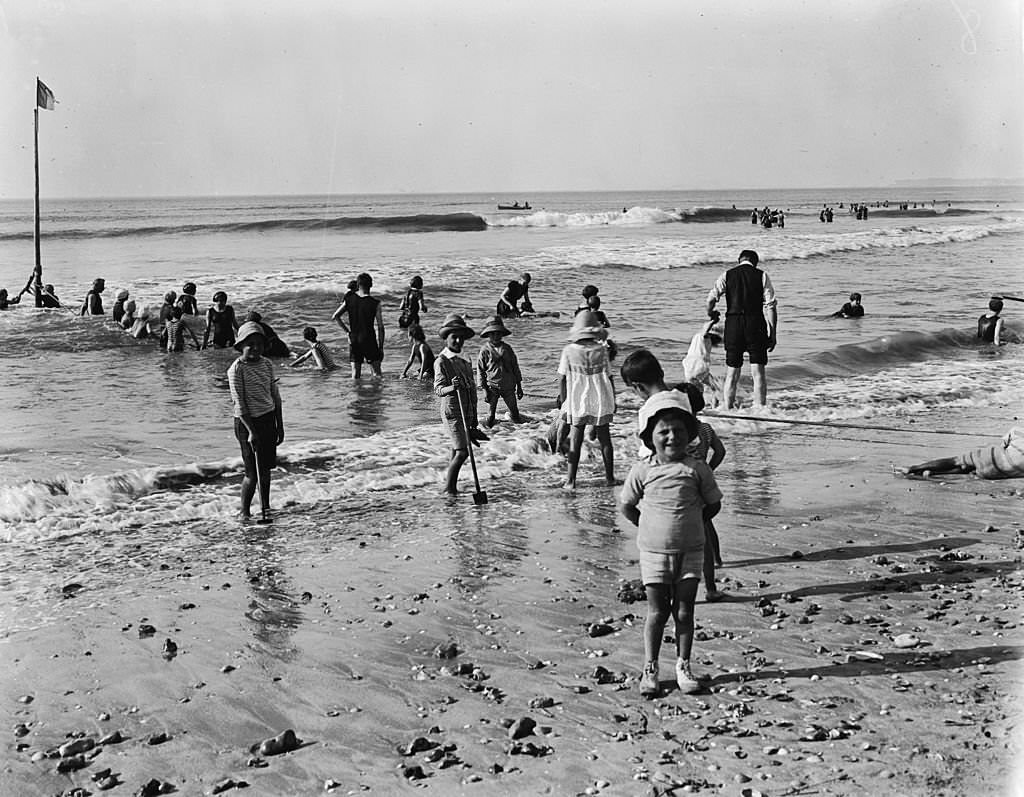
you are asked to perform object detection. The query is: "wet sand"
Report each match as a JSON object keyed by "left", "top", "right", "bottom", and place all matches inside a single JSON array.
[{"left": 2, "top": 410, "right": 1022, "bottom": 796}]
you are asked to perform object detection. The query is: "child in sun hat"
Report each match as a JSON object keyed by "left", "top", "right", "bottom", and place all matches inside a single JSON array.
[
  {"left": 557, "top": 310, "right": 616, "bottom": 489},
  {"left": 227, "top": 320, "right": 284, "bottom": 521},
  {"left": 476, "top": 315, "right": 524, "bottom": 427},
  {"left": 620, "top": 390, "right": 722, "bottom": 698},
  {"left": 434, "top": 314, "right": 488, "bottom": 495}
]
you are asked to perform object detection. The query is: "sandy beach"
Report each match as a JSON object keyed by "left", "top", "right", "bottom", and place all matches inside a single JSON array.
[{"left": 3, "top": 402, "right": 1021, "bottom": 797}]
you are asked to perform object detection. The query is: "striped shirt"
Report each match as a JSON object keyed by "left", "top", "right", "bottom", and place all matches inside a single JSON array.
[
  {"left": 309, "top": 341, "right": 337, "bottom": 370},
  {"left": 227, "top": 357, "right": 280, "bottom": 419}
]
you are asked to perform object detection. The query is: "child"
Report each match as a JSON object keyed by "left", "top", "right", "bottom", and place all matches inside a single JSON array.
[
  {"left": 476, "top": 316, "right": 525, "bottom": 427},
  {"left": 400, "top": 324, "right": 436, "bottom": 380},
  {"left": 227, "top": 321, "right": 285, "bottom": 521},
  {"left": 831, "top": 292, "right": 865, "bottom": 318},
  {"left": 290, "top": 326, "right": 338, "bottom": 370},
  {"left": 681, "top": 312, "right": 723, "bottom": 407},
  {"left": 162, "top": 306, "right": 201, "bottom": 352},
  {"left": 677, "top": 382, "right": 727, "bottom": 599},
  {"left": 434, "top": 314, "right": 488, "bottom": 495},
  {"left": 0, "top": 288, "right": 20, "bottom": 310},
  {"left": 399, "top": 275, "right": 427, "bottom": 330},
  {"left": 574, "top": 293, "right": 610, "bottom": 327},
  {"left": 245, "top": 310, "right": 291, "bottom": 358},
  {"left": 203, "top": 291, "right": 239, "bottom": 349},
  {"left": 620, "top": 390, "right": 722, "bottom": 697},
  {"left": 121, "top": 300, "right": 137, "bottom": 330},
  {"left": 178, "top": 282, "right": 199, "bottom": 315},
  {"left": 80, "top": 278, "right": 105, "bottom": 315},
  {"left": 557, "top": 310, "right": 616, "bottom": 489},
  {"left": 111, "top": 289, "right": 129, "bottom": 325},
  {"left": 159, "top": 291, "right": 177, "bottom": 328}
]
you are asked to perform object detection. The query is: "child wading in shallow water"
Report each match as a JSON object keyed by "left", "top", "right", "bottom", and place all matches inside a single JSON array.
[
  {"left": 227, "top": 321, "right": 285, "bottom": 522},
  {"left": 620, "top": 390, "right": 722, "bottom": 697},
  {"left": 434, "top": 314, "right": 488, "bottom": 495},
  {"left": 557, "top": 310, "right": 616, "bottom": 489},
  {"left": 476, "top": 316, "right": 524, "bottom": 427}
]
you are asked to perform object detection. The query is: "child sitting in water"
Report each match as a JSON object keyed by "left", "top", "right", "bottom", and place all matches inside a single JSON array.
[
  {"left": 620, "top": 390, "right": 722, "bottom": 697},
  {"left": 290, "top": 326, "right": 338, "bottom": 370},
  {"left": 557, "top": 310, "right": 616, "bottom": 489},
  {"left": 476, "top": 316, "right": 525, "bottom": 427},
  {"left": 400, "top": 324, "right": 436, "bottom": 380}
]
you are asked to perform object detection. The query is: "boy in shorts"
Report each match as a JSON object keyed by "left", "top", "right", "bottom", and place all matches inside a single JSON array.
[
  {"left": 476, "top": 316, "right": 524, "bottom": 426},
  {"left": 620, "top": 390, "right": 722, "bottom": 697}
]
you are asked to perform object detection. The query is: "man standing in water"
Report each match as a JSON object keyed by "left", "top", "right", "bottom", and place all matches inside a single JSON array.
[
  {"left": 347, "top": 272, "right": 385, "bottom": 378},
  {"left": 705, "top": 249, "right": 777, "bottom": 408}
]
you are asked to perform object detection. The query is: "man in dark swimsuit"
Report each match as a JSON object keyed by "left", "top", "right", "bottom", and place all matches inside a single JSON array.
[
  {"left": 706, "top": 249, "right": 778, "bottom": 408},
  {"left": 978, "top": 297, "right": 1004, "bottom": 345},
  {"left": 347, "top": 272, "right": 385, "bottom": 377}
]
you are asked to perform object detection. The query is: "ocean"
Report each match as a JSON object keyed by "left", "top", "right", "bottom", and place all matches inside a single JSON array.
[{"left": 0, "top": 186, "right": 1022, "bottom": 559}]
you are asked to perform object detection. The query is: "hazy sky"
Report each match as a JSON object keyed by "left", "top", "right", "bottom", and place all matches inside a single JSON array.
[{"left": 1, "top": 0, "right": 1021, "bottom": 198}]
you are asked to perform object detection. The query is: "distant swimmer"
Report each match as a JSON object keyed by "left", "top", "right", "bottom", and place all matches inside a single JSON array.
[
  {"left": 977, "top": 297, "right": 1004, "bottom": 346},
  {"left": 80, "top": 278, "right": 106, "bottom": 315},
  {"left": 831, "top": 292, "right": 865, "bottom": 318},
  {"left": 400, "top": 323, "right": 436, "bottom": 380}
]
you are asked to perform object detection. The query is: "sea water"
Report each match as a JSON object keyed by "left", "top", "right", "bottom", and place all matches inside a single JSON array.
[{"left": 0, "top": 187, "right": 1022, "bottom": 553}]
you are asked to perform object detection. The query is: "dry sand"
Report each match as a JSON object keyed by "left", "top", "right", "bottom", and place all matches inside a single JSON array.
[{"left": 2, "top": 411, "right": 1022, "bottom": 796}]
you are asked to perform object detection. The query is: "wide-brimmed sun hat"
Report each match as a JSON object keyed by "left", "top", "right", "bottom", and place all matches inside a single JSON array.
[
  {"left": 637, "top": 389, "right": 696, "bottom": 448},
  {"left": 568, "top": 310, "right": 608, "bottom": 342},
  {"left": 234, "top": 321, "right": 267, "bottom": 350},
  {"left": 480, "top": 316, "right": 511, "bottom": 338},
  {"left": 438, "top": 313, "right": 475, "bottom": 340}
]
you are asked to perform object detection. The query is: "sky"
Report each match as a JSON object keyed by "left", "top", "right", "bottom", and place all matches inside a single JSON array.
[{"left": 0, "top": 0, "right": 1022, "bottom": 198}]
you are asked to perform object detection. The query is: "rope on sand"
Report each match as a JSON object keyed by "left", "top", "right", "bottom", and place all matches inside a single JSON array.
[{"left": 703, "top": 411, "right": 1004, "bottom": 439}]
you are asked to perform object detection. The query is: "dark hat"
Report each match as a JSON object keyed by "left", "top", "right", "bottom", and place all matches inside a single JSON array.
[
  {"left": 480, "top": 316, "right": 511, "bottom": 338},
  {"left": 438, "top": 313, "right": 475, "bottom": 340}
]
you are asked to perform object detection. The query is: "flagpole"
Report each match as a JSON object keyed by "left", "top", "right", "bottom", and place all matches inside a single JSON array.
[{"left": 33, "top": 79, "right": 42, "bottom": 306}]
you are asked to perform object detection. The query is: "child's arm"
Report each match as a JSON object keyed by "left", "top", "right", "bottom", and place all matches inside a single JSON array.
[
  {"left": 310, "top": 346, "right": 327, "bottom": 370},
  {"left": 420, "top": 292, "right": 427, "bottom": 313},
  {"left": 401, "top": 342, "right": 417, "bottom": 377},
  {"left": 202, "top": 309, "right": 213, "bottom": 349},
  {"left": 556, "top": 374, "right": 567, "bottom": 408},
  {"left": 511, "top": 349, "right": 524, "bottom": 398},
  {"left": 476, "top": 350, "right": 488, "bottom": 391},
  {"left": 290, "top": 349, "right": 313, "bottom": 368},
  {"left": 621, "top": 502, "right": 640, "bottom": 527},
  {"left": 707, "top": 429, "right": 726, "bottom": 470}
]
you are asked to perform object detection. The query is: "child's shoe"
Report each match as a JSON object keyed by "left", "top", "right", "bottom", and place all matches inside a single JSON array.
[
  {"left": 639, "top": 662, "right": 660, "bottom": 698},
  {"left": 675, "top": 658, "right": 701, "bottom": 694}
]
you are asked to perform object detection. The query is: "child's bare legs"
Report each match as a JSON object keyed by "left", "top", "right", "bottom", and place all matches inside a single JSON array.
[
  {"left": 239, "top": 474, "right": 256, "bottom": 518},
  {"left": 674, "top": 577, "right": 699, "bottom": 661},
  {"left": 703, "top": 521, "right": 724, "bottom": 598},
  {"left": 643, "top": 582, "right": 673, "bottom": 667},
  {"left": 503, "top": 393, "right": 524, "bottom": 423},
  {"left": 564, "top": 423, "right": 586, "bottom": 488},
  {"left": 595, "top": 424, "right": 616, "bottom": 485},
  {"left": 444, "top": 448, "right": 469, "bottom": 495},
  {"left": 707, "top": 518, "right": 723, "bottom": 566},
  {"left": 485, "top": 391, "right": 500, "bottom": 428}
]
